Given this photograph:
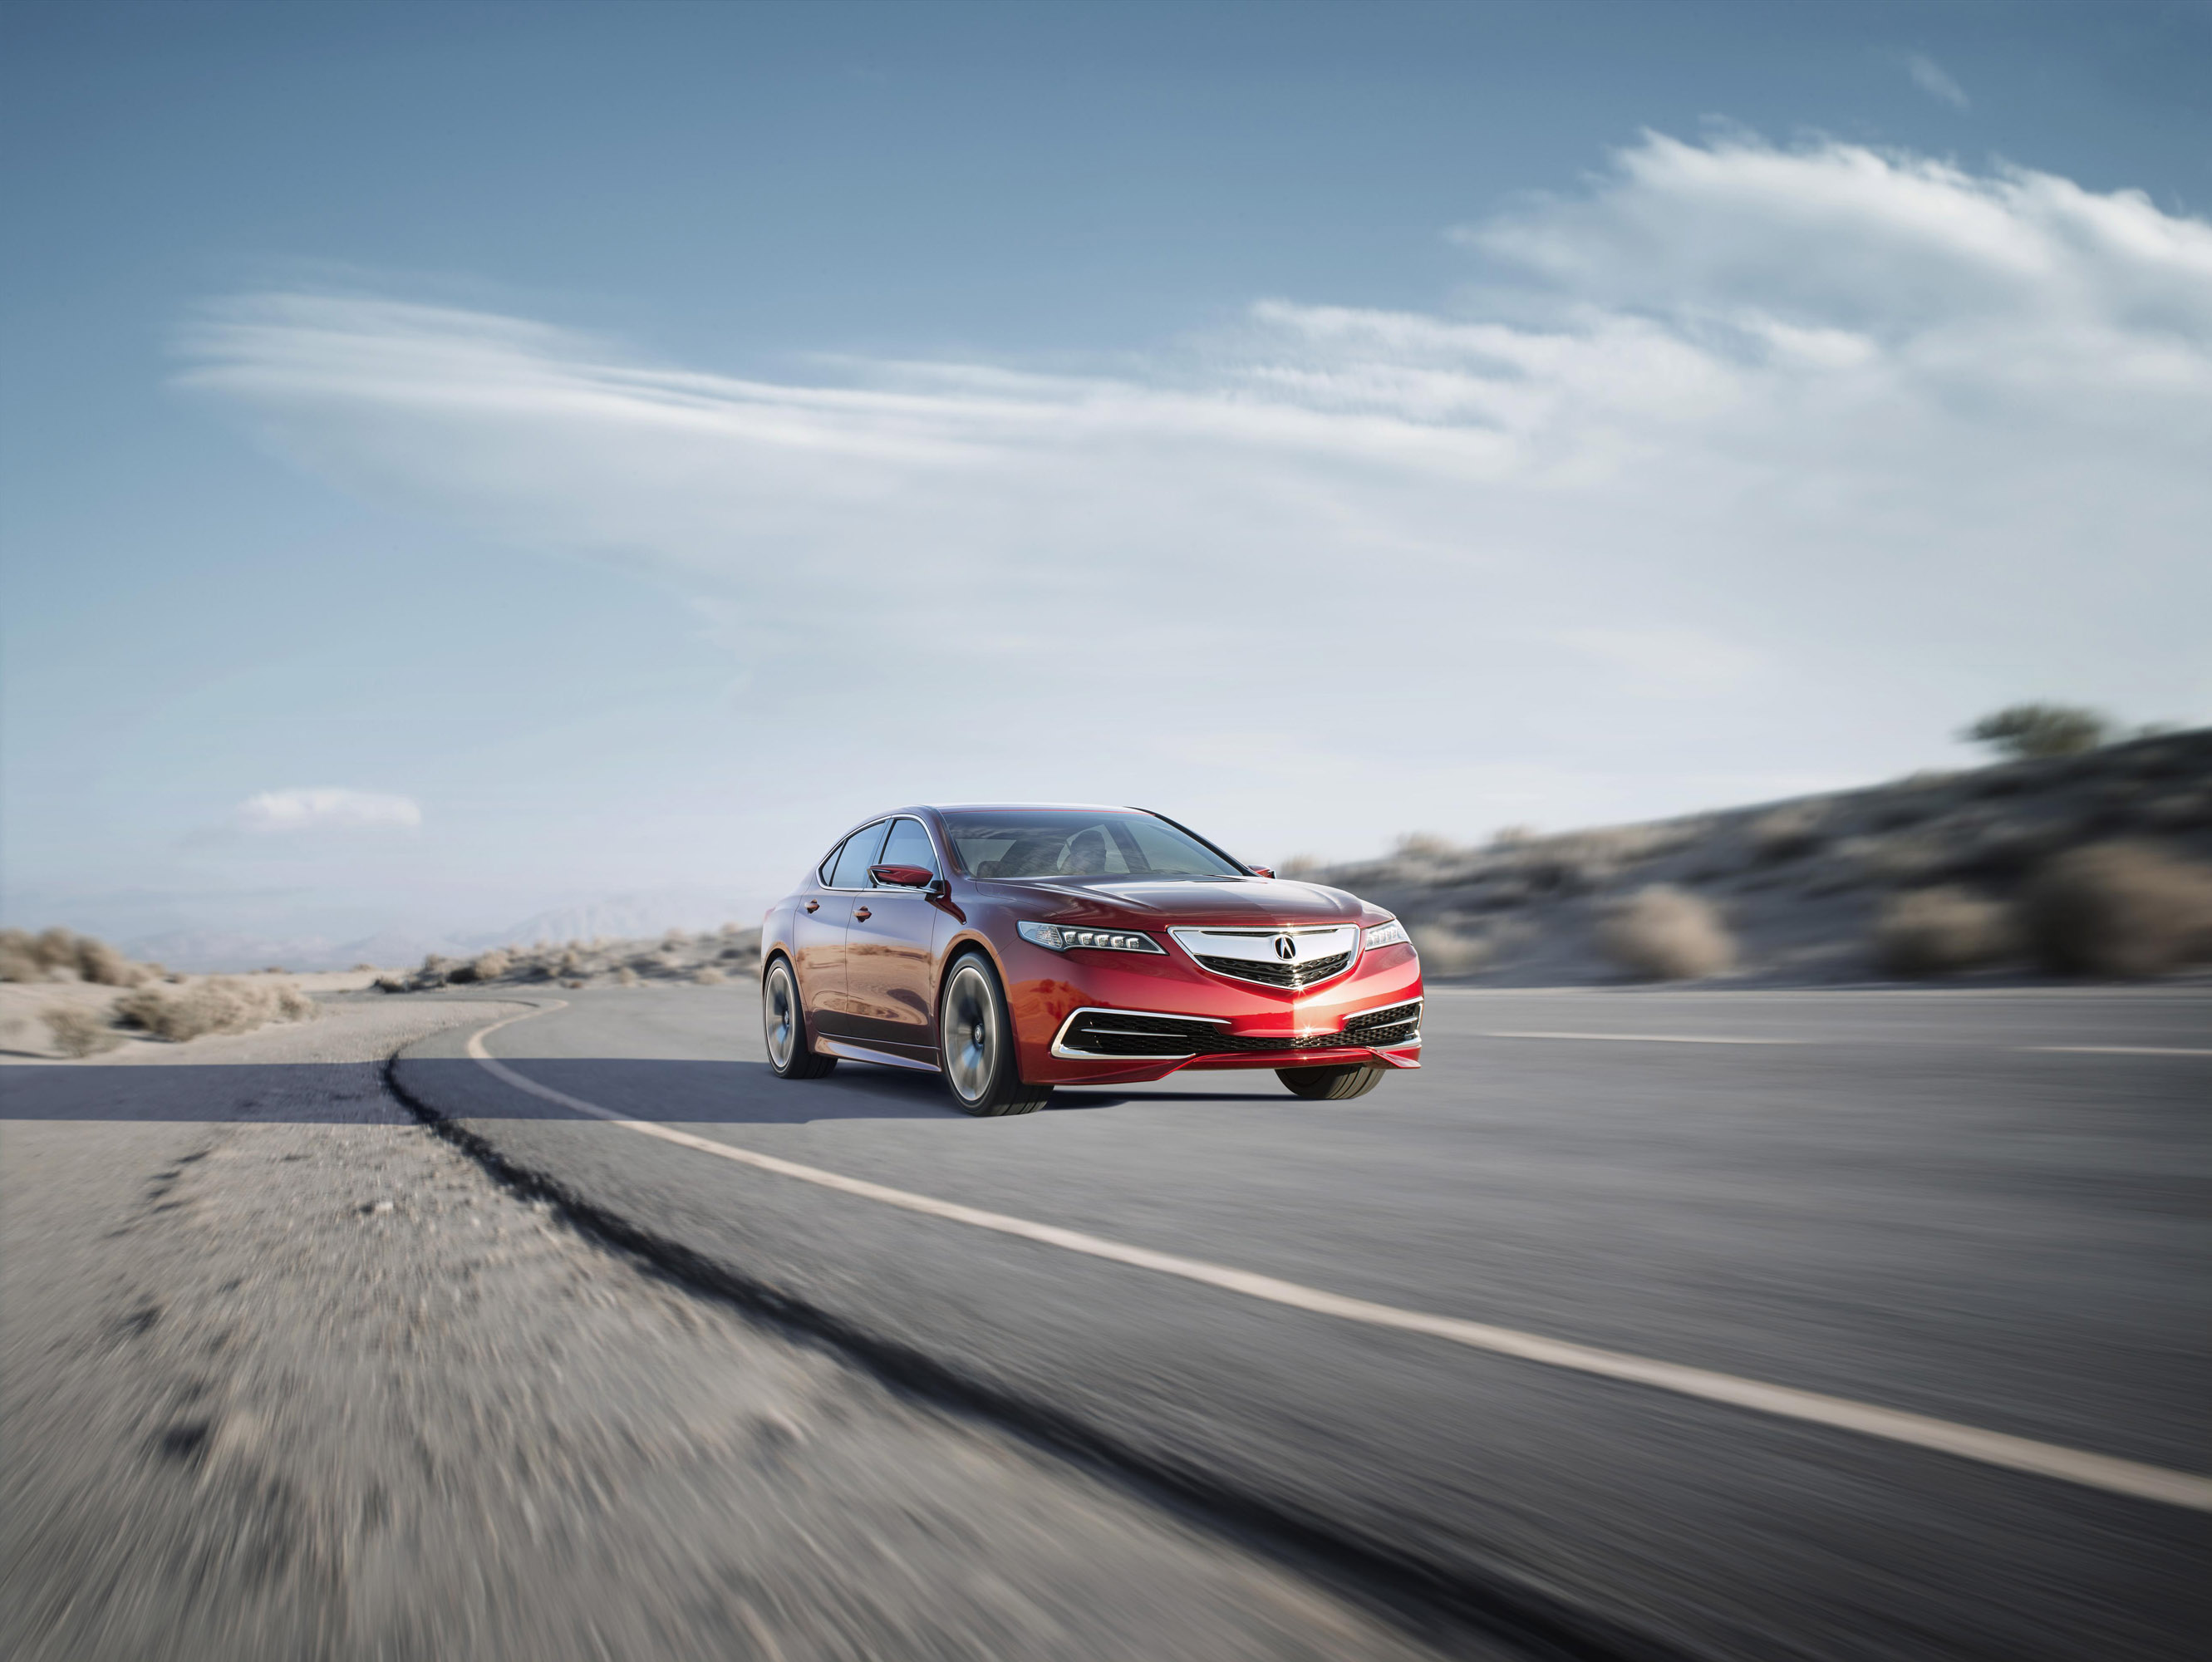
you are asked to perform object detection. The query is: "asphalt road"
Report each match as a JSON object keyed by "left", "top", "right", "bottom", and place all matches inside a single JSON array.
[{"left": 391, "top": 986, "right": 2211, "bottom": 1662}]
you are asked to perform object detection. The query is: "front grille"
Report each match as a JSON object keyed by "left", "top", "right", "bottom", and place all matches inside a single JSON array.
[
  {"left": 1195, "top": 949, "right": 1353, "bottom": 990},
  {"left": 1056, "top": 1000, "right": 1421, "bottom": 1060}
]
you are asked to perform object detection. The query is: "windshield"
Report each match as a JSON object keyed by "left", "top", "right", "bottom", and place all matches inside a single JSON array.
[{"left": 940, "top": 810, "right": 1243, "bottom": 881}]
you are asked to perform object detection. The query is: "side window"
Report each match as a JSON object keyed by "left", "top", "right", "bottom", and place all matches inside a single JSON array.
[
  {"left": 828, "top": 822, "right": 888, "bottom": 889},
  {"left": 818, "top": 839, "right": 846, "bottom": 885},
  {"left": 877, "top": 818, "right": 937, "bottom": 879}
]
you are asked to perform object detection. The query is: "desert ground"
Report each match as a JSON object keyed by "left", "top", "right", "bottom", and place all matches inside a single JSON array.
[{"left": 5, "top": 734, "right": 2207, "bottom": 1660}]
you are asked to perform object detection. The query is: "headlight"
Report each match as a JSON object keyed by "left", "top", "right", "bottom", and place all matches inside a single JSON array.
[
  {"left": 1362, "top": 919, "right": 1410, "bottom": 951},
  {"left": 1017, "top": 921, "right": 1165, "bottom": 954}
]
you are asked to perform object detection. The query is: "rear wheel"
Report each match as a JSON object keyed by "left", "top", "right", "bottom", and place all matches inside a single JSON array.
[
  {"left": 939, "top": 955, "right": 1051, "bottom": 1116},
  {"left": 1276, "top": 1062, "right": 1384, "bottom": 1100},
  {"left": 763, "top": 956, "right": 837, "bottom": 1079}
]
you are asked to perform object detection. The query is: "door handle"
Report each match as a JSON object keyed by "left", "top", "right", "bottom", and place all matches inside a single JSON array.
[
  {"left": 853, "top": 906, "right": 871, "bottom": 921},
  {"left": 804, "top": 900, "right": 819, "bottom": 913}
]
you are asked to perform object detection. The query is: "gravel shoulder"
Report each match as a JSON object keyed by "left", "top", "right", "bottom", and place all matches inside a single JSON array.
[{"left": 0, "top": 997, "right": 1464, "bottom": 1662}]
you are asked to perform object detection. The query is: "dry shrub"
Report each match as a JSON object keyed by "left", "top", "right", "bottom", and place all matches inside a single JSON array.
[
  {"left": 1394, "top": 833, "right": 1456, "bottom": 859},
  {"left": 373, "top": 974, "right": 410, "bottom": 993},
  {"left": 1747, "top": 804, "right": 1826, "bottom": 863},
  {"left": 1851, "top": 833, "right": 1948, "bottom": 887},
  {"left": 1874, "top": 888, "right": 2017, "bottom": 977},
  {"left": 460, "top": 948, "right": 512, "bottom": 983},
  {"left": 1963, "top": 702, "right": 2111, "bottom": 760},
  {"left": 2, "top": 927, "right": 147, "bottom": 986},
  {"left": 692, "top": 966, "right": 726, "bottom": 986},
  {"left": 2019, "top": 842, "right": 2212, "bottom": 977},
  {"left": 1598, "top": 886, "right": 1736, "bottom": 981},
  {"left": 614, "top": 966, "right": 641, "bottom": 986},
  {"left": 76, "top": 937, "right": 146, "bottom": 986},
  {"left": 42, "top": 1006, "right": 123, "bottom": 1057},
  {"left": 1408, "top": 924, "right": 1489, "bottom": 977},
  {"left": 116, "top": 977, "right": 319, "bottom": 1042}
]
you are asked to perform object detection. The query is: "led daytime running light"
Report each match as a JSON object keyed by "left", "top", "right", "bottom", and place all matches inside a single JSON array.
[
  {"left": 1362, "top": 919, "right": 1410, "bottom": 951},
  {"left": 1018, "top": 921, "right": 1165, "bottom": 954}
]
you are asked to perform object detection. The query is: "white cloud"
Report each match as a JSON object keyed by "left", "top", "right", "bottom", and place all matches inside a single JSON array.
[
  {"left": 177, "top": 133, "right": 2211, "bottom": 847},
  {"left": 1907, "top": 53, "right": 1970, "bottom": 111},
  {"left": 231, "top": 789, "right": 423, "bottom": 835}
]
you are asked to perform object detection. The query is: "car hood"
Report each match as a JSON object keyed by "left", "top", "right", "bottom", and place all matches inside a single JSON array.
[{"left": 978, "top": 876, "right": 1371, "bottom": 927}]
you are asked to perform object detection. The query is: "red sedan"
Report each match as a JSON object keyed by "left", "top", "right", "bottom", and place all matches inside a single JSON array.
[{"left": 760, "top": 805, "right": 1423, "bottom": 1115}]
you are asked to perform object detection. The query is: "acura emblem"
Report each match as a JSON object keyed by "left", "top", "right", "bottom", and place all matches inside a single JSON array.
[{"left": 1274, "top": 935, "right": 1297, "bottom": 961}]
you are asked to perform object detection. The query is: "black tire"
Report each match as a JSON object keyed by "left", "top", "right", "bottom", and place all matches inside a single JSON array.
[
  {"left": 1276, "top": 1063, "right": 1385, "bottom": 1100},
  {"left": 763, "top": 956, "right": 838, "bottom": 1079},
  {"left": 938, "top": 953, "right": 1051, "bottom": 1116}
]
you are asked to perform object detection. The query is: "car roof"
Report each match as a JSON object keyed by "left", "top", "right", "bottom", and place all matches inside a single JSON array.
[
  {"left": 917, "top": 803, "right": 1156, "bottom": 815},
  {"left": 824, "top": 805, "right": 1162, "bottom": 843}
]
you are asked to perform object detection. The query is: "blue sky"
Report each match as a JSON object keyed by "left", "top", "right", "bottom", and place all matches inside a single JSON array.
[{"left": 4, "top": 2, "right": 2209, "bottom": 960}]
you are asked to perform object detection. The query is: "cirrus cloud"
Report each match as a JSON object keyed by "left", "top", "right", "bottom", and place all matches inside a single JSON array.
[{"left": 175, "top": 132, "right": 2211, "bottom": 844}]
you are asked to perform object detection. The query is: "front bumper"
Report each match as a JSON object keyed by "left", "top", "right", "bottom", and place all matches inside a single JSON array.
[{"left": 1005, "top": 937, "right": 1423, "bottom": 1084}]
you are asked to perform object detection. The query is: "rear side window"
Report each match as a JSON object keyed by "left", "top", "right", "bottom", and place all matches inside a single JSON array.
[
  {"left": 877, "top": 818, "right": 937, "bottom": 878},
  {"left": 828, "top": 822, "right": 888, "bottom": 888}
]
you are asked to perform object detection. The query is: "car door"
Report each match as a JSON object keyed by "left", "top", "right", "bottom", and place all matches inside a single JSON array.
[
  {"left": 842, "top": 815, "right": 946, "bottom": 1060},
  {"left": 793, "top": 821, "right": 886, "bottom": 1037}
]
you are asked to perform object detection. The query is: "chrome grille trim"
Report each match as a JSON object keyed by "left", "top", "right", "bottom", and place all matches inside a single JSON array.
[{"left": 1167, "top": 924, "right": 1361, "bottom": 991}]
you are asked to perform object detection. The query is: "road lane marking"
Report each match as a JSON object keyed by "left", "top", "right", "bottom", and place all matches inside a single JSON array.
[
  {"left": 1482, "top": 1030, "right": 1802, "bottom": 1046},
  {"left": 455, "top": 1007, "right": 2212, "bottom": 1513},
  {"left": 2025, "top": 1045, "right": 2212, "bottom": 1057}
]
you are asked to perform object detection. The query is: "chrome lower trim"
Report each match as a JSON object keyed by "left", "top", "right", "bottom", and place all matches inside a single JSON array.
[
  {"left": 1049, "top": 1001, "right": 1420, "bottom": 1061},
  {"left": 815, "top": 1037, "right": 941, "bottom": 1073},
  {"left": 1049, "top": 1006, "right": 1227, "bottom": 1061}
]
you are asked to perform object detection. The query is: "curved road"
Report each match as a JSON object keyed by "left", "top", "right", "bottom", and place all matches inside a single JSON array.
[{"left": 393, "top": 985, "right": 2210, "bottom": 1661}]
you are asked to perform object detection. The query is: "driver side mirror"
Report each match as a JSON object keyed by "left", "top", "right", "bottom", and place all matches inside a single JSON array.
[
  {"left": 1249, "top": 866, "right": 1276, "bottom": 879},
  {"left": 870, "top": 863, "right": 935, "bottom": 889}
]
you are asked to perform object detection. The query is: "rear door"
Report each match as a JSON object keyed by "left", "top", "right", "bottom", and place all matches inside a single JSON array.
[
  {"left": 843, "top": 815, "right": 946, "bottom": 1060},
  {"left": 793, "top": 821, "right": 886, "bottom": 1037}
]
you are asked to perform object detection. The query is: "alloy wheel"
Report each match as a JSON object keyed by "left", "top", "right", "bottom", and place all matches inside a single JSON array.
[
  {"left": 764, "top": 961, "right": 799, "bottom": 1069},
  {"left": 942, "top": 961, "right": 999, "bottom": 1104}
]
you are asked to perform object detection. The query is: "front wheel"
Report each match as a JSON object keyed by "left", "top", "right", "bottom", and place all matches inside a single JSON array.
[
  {"left": 938, "top": 955, "right": 1051, "bottom": 1116},
  {"left": 1277, "top": 1063, "right": 1384, "bottom": 1100},
  {"left": 764, "top": 957, "right": 837, "bottom": 1079}
]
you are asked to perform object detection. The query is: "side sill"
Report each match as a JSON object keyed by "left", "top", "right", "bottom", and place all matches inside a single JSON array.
[{"left": 816, "top": 1038, "right": 943, "bottom": 1073}]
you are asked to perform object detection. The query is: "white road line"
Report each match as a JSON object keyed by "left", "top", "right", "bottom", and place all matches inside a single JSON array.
[
  {"left": 1482, "top": 1030, "right": 1802, "bottom": 1046},
  {"left": 2025, "top": 1045, "right": 2212, "bottom": 1057},
  {"left": 455, "top": 1006, "right": 2212, "bottom": 1514}
]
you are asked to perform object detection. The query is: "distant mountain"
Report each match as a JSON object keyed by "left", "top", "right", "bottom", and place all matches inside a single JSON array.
[
  {"left": 116, "top": 888, "right": 771, "bottom": 971},
  {"left": 123, "top": 929, "right": 345, "bottom": 973},
  {"left": 121, "top": 927, "right": 477, "bottom": 972}
]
